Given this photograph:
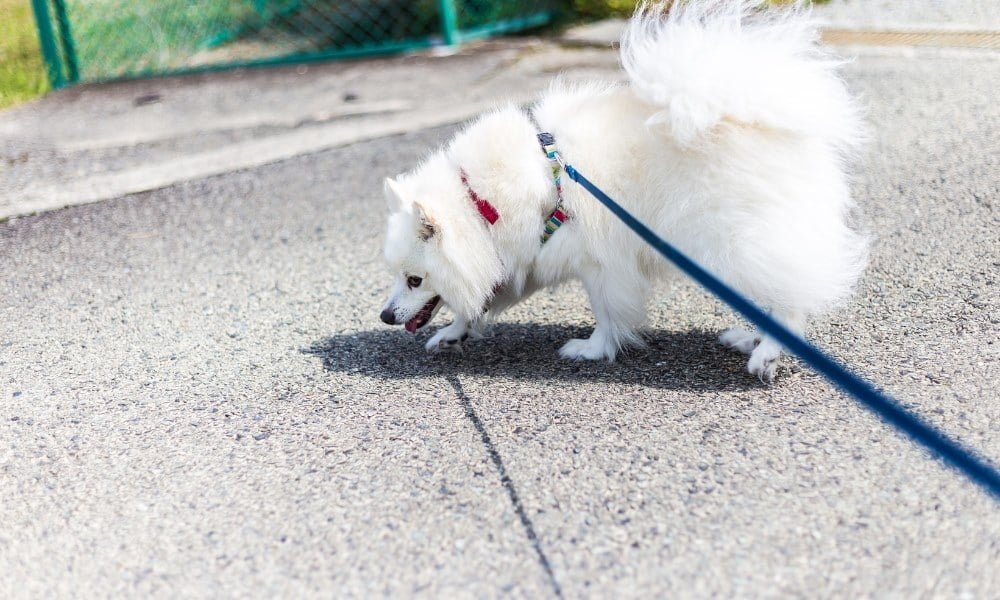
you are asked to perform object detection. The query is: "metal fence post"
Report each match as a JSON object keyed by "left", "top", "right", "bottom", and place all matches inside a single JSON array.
[
  {"left": 29, "top": 0, "right": 65, "bottom": 88},
  {"left": 51, "top": 0, "right": 80, "bottom": 83},
  {"left": 438, "top": 0, "right": 460, "bottom": 46}
]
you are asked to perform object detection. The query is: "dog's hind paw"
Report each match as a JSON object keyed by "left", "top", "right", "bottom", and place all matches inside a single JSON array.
[
  {"left": 559, "top": 337, "right": 615, "bottom": 361},
  {"left": 747, "top": 341, "right": 781, "bottom": 383},
  {"left": 719, "top": 327, "right": 760, "bottom": 355}
]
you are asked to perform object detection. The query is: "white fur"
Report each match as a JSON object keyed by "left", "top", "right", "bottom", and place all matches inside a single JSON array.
[{"left": 380, "top": 0, "right": 868, "bottom": 381}]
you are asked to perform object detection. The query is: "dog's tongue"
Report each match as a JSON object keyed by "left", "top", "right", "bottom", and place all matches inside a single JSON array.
[{"left": 404, "top": 296, "right": 440, "bottom": 333}]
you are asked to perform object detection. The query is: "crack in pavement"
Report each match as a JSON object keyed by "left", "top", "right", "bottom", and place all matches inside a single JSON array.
[{"left": 446, "top": 375, "right": 564, "bottom": 599}]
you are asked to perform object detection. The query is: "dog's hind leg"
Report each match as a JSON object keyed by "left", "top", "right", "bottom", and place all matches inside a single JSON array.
[
  {"left": 746, "top": 310, "right": 806, "bottom": 383},
  {"left": 560, "top": 270, "right": 647, "bottom": 362}
]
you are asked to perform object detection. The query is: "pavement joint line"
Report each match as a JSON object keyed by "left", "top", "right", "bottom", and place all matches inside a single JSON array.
[
  {"left": 821, "top": 29, "right": 1000, "bottom": 49},
  {"left": 54, "top": 98, "right": 416, "bottom": 152},
  {"left": 561, "top": 26, "right": 1000, "bottom": 50},
  {"left": 446, "top": 375, "right": 564, "bottom": 599}
]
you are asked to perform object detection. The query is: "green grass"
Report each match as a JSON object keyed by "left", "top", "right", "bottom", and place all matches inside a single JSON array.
[{"left": 0, "top": 0, "right": 49, "bottom": 110}]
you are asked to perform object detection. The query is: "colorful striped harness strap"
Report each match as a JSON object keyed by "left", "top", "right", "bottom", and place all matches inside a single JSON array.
[{"left": 537, "top": 132, "right": 569, "bottom": 244}]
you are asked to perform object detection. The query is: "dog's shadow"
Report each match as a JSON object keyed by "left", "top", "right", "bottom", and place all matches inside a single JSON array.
[{"left": 305, "top": 323, "right": 760, "bottom": 392}]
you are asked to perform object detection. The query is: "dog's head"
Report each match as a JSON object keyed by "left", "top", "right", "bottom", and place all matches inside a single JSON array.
[{"left": 379, "top": 154, "right": 504, "bottom": 332}]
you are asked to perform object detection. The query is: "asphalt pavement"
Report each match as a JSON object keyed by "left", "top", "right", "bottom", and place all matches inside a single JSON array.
[{"left": 2, "top": 32, "right": 999, "bottom": 600}]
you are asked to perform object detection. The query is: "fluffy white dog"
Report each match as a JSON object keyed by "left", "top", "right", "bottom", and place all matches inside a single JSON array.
[{"left": 379, "top": 0, "right": 867, "bottom": 381}]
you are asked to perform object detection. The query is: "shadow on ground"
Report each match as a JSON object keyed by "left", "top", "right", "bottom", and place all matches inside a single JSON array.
[{"left": 305, "top": 323, "right": 760, "bottom": 392}]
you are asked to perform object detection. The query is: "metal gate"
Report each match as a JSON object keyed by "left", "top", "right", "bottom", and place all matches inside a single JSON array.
[{"left": 30, "top": 0, "right": 557, "bottom": 88}]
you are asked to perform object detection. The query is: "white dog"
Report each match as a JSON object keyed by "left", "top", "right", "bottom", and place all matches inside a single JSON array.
[{"left": 379, "top": 0, "right": 867, "bottom": 381}]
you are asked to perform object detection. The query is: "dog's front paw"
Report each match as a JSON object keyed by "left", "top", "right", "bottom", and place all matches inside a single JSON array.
[
  {"left": 747, "top": 342, "right": 781, "bottom": 383},
  {"left": 559, "top": 337, "right": 614, "bottom": 361},
  {"left": 425, "top": 331, "right": 468, "bottom": 354},
  {"left": 425, "top": 321, "right": 478, "bottom": 354}
]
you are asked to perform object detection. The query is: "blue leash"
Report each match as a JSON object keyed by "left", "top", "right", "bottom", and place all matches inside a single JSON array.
[{"left": 555, "top": 159, "right": 1000, "bottom": 502}]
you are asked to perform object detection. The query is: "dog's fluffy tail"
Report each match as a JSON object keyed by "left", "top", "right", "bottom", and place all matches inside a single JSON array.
[{"left": 621, "top": 0, "right": 861, "bottom": 149}]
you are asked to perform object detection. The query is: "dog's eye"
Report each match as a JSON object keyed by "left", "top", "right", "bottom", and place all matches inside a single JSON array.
[{"left": 407, "top": 276, "right": 423, "bottom": 289}]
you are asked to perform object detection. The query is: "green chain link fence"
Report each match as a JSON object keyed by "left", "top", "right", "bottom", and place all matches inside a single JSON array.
[{"left": 31, "top": 0, "right": 558, "bottom": 88}]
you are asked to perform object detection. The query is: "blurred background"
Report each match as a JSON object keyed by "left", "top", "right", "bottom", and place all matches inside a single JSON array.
[{"left": 2, "top": 0, "right": 819, "bottom": 109}]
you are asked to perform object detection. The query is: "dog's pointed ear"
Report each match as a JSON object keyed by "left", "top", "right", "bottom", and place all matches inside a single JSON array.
[
  {"left": 413, "top": 201, "right": 436, "bottom": 241},
  {"left": 384, "top": 177, "right": 407, "bottom": 213}
]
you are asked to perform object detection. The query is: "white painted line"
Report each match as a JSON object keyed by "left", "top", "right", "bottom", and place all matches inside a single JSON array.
[
  {"left": 4, "top": 100, "right": 517, "bottom": 219},
  {"left": 55, "top": 99, "right": 415, "bottom": 152}
]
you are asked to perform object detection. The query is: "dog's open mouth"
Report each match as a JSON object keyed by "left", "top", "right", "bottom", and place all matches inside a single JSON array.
[{"left": 405, "top": 296, "right": 441, "bottom": 333}]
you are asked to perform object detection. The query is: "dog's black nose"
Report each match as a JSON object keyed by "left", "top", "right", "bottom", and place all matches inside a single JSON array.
[{"left": 380, "top": 308, "right": 397, "bottom": 325}]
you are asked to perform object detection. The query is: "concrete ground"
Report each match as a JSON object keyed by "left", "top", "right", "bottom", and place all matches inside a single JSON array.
[{"left": 2, "top": 7, "right": 1000, "bottom": 599}]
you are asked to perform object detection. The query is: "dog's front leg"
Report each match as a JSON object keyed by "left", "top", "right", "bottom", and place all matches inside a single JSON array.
[
  {"left": 425, "top": 277, "right": 537, "bottom": 354},
  {"left": 560, "top": 269, "right": 647, "bottom": 361}
]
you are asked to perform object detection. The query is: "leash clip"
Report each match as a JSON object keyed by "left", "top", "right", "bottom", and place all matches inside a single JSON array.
[
  {"left": 553, "top": 150, "right": 566, "bottom": 169},
  {"left": 536, "top": 132, "right": 565, "bottom": 169}
]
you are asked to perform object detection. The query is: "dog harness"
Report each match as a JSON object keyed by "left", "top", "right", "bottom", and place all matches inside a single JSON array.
[
  {"left": 536, "top": 132, "right": 569, "bottom": 244},
  {"left": 460, "top": 170, "right": 500, "bottom": 225},
  {"left": 459, "top": 132, "right": 569, "bottom": 244}
]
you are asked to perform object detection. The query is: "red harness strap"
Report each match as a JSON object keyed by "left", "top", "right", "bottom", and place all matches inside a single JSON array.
[{"left": 460, "top": 170, "right": 500, "bottom": 225}]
